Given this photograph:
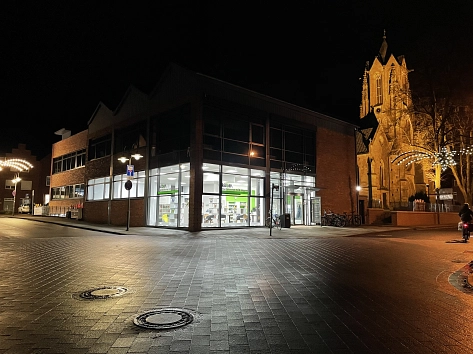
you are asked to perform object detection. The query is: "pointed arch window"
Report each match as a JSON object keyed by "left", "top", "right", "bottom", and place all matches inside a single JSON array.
[
  {"left": 375, "top": 74, "right": 383, "bottom": 105},
  {"left": 379, "top": 161, "right": 386, "bottom": 188}
]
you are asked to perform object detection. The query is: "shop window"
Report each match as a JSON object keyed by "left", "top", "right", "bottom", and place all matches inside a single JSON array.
[
  {"left": 203, "top": 172, "right": 220, "bottom": 193},
  {"left": 249, "top": 197, "right": 265, "bottom": 226},
  {"left": 158, "top": 195, "right": 179, "bottom": 227},
  {"left": 250, "top": 177, "right": 264, "bottom": 196},
  {"left": 203, "top": 163, "right": 220, "bottom": 172},
  {"left": 159, "top": 172, "right": 179, "bottom": 195}
]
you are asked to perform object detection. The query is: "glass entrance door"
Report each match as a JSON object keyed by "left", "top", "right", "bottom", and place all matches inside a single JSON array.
[{"left": 287, "top": 194, "right": 304, "bottom": 225}]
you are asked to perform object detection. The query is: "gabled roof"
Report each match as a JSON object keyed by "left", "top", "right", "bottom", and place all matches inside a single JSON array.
[{"left": 356, "top": 111, "right": 378, "bottom": 154}]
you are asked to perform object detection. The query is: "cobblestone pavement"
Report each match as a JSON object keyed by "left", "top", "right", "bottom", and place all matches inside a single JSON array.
[{"left": 1, "top": 216, "right": 472, "bottom": 354}]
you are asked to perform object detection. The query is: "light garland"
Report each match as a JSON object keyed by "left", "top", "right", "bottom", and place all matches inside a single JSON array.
[
  {"left": 392, "top": 146, "right": 458, "bottom": 172},
  {"left": 0, "top": 158, "right": 34, "bottom": 172},
  {"left": 459, "top": 145, "right": 473, "bottom": 155},
  {"left": 432, "top": 147, "right": 457, "bottom": 171}
]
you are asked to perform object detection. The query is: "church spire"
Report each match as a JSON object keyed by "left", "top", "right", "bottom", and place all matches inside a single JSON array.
[{"left": 379, "top": 29, "right": 388, "bottom": 63}]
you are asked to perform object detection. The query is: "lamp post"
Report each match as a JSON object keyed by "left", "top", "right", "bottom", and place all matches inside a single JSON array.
[
  {"left": 270, "top": 183, "right": 279, "bottom": 236},
  {"left": 12, "top": 174, "right": 21, "bottom": 216},
  {"left": 118, "top": 153, "right": 143, "bottom": 231},
  {"left": 356, "top": 185, "right": 361, "bottom": 213}
]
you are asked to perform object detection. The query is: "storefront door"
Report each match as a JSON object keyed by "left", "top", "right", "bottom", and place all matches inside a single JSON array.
[{"left": 287, "top": 194, "right": 304, "bottom": 225}]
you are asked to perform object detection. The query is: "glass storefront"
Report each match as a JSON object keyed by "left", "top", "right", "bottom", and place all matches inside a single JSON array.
[
  {"left": 148, "top": 163, "right": 189, "bottom": 227},
  {"left": 202, "top": 164, "right": 265, "bottom": 228},
  {"left": 270, "top": 172, "right": 317, "bottom": 226},
  {"left": 147, "top": 162, "right": 317, "bottom": 228}
]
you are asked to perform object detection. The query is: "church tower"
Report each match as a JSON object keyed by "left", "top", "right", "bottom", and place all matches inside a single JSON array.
[{"left": 356, "top": 32, "right": 425, "bottom": 215}]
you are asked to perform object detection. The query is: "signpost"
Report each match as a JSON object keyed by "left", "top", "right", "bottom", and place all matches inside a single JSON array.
[
  {"left": 125, "top": 180, "right": 132, "bottom": 231},
  {"left": 118, "top": 152, "right": 142, "bottom": 231}
]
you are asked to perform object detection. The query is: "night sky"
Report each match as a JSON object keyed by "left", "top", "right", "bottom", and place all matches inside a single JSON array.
[{"left": 3, "top": 1, "right": 473, "bottom": 159}]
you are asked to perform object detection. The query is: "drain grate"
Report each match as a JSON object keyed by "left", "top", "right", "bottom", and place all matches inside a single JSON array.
[
  {"left": 134, "top": 308, "right": 194, "bottom": 330},
  {"left": 74, "top": 286, "right": 128, "bottom": 300}
]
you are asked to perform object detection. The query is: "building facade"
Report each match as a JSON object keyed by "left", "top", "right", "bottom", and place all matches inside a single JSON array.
[
  {"left": 53, "top": 64, "right": 358, "bottom": 231},
  {"left": 0, "top": 144, "right": 50, "bottom": 213},
  {"left": 49, "top": 130, "right": 88, "bottom": 216},
  {"left": 356, "top": 34, "right": 428, "bottom": 212}
]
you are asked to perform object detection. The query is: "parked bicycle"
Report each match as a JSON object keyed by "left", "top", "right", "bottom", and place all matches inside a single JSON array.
[
  {"left": 265, "top": 213, "right": 281, "bottom": 229},
  {"left": 321, "top": 209, "right": 345, "bottom": 227},
  {"left": 341, "top": 211, "right": 362, "bottom": 226}
]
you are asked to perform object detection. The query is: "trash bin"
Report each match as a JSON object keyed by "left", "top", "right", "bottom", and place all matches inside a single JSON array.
[
  {"left": 280, "top": 213, "right": 291, "bottom": 228},
  {"left": 66, "top": 211, "right": 71, "bottom": 219}
]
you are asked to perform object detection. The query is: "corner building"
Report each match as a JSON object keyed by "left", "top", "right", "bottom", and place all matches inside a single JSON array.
[{"left": 82, "top": 64, "right": 358, "bottom": 231}]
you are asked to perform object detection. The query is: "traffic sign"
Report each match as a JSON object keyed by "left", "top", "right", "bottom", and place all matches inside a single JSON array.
[
  {"left": 125, "top": 180, "right": 132, "bottom": 190},
  {"left": 12, "top": 190, "right": 16, "bottom": 197},
  {"left": 126, "top": 164, "right": 134, "bottom": 178}
]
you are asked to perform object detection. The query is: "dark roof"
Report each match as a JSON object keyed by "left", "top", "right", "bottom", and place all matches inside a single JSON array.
[{"left": 356, "top": 111, "right": 378, "bottom": 154}]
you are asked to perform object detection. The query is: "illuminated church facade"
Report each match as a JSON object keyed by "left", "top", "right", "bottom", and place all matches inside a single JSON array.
[{"left": 356, "top": 33, "right": 428, "bottom": 212}]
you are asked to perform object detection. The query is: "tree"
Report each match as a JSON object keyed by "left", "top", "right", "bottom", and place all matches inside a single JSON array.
[{"left": 408, "top": 64, "right": 473, "bottom": 205}]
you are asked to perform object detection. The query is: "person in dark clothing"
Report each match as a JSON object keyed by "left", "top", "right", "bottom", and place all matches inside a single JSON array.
[{"left": 459, "top": 203, "right": 473, "bottom": 222}]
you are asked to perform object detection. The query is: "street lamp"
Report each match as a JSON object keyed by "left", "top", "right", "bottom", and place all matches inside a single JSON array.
[
  {"left": 12, "top": 174, "right": 21, "bottom": 216},
  {"left": 118, "top": 153, "right": 143, "bottom": 231},
  {"left": 270, "top": 183, "right": 279, "bottom": 236}
]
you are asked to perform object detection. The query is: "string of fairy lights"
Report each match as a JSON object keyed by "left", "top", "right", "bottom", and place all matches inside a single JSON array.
[
  {"left": 392, "top": 145, "right": 472, "bottom": 172},
  {"left": 0, "top": 158, "right": 34, "bottom": 172}
]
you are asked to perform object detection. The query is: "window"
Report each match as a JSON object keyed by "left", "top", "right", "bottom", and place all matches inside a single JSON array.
[
  {"left": 46, "top": 176, "right": 50, "bottom": 187},
  {"left": 114, "top": 122, "right": 147, "bottom": 153},
  {"left": 5, "top": 180, "right": 15, "bottom": 190},
  {"left": 20, "top": 180, "right": 32, "bottom": 190},
  {"left": 88, "top": 135, "right": 112, "bottom": 160},
  {"left": 53, "top": 149, "right": 86, "bottom": 174},
  {"left": 113, "top": 171, "right": 146, "bottom": 199},
  {"left": 376, "top": 74, "right": 383, "bottom": 105},
  {"left": 269, "top": 122, "right": 316, "bottom": 173},
  {"left": 51, "top": 184, "right": 85, "bottom": 200},
  {"left": 86, "top": 177, "right": 110, "bottom": 200}
]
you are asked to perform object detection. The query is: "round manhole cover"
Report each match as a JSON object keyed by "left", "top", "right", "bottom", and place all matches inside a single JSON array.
[
  {"left": 134, "top": 308, "right": 194, "bottom": 330},
  {"left": 75, "top": 286, "right": 128, "bottom": 300}
]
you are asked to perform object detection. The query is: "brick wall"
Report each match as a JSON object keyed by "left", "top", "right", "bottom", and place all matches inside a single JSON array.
[
  {"left": 52, "top": 130, "right": 88, "bottom": 158},
  {"left": 316, "top": 126, "right": 357, "bottom": 215},
  {"left": 110, "top": 199, "right": 146, "bottom": 226},
  {"left": 83, "top": 201, "right": 109, "bottom": 224}
]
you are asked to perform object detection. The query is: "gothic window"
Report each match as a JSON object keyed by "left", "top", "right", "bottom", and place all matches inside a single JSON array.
[
  {"left": 379, "top": 161, "right": 386, "bottom": 188},
  {"left": 375, "top": 74, "right": 383, "bottom": 105}
]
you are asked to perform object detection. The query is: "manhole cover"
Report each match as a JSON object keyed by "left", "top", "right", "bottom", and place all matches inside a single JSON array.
[
  {"left": 74, "top": 286, "right": 128, "bottom": 300},
  {"left": 134, "top": 308, "right": 194, "bottom": 330},
  {"left": 449, "top": 262, "right": 473, "bottom": 294}
]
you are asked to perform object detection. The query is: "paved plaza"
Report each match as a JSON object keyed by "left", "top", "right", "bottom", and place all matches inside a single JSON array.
[{"left": 1, "top": 216, "right": 472, "bottom": 354}]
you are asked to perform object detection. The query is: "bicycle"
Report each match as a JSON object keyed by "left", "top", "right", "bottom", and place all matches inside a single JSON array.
[
  {"left": 342, "top": 212, "right": 362, "bottom": 226},
  {"left": 265, "top": 213, "right": 281, "bottom": 229},
  {"left": 321, "top": 209, "right": 345, "bottom": 227}
]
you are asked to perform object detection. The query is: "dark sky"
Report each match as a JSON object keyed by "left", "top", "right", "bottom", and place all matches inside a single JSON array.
[{"left": 3, "top": 1, "right": 473, "bottom": 159}]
